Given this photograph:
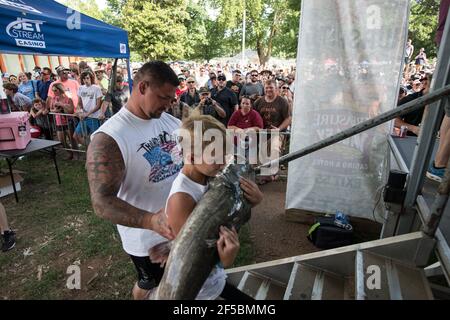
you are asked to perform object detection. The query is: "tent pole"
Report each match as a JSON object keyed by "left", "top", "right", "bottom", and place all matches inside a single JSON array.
[{"left": 127, "top": 58, "right": 132, "bottom": 92}]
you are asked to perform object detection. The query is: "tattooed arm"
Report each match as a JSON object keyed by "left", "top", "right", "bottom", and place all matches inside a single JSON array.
[{"left": 86, "top": 132, "right": 174, "bottom": 240}]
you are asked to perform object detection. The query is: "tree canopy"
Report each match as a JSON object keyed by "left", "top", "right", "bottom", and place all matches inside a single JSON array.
[{"left": 65, "top": 0, "right": 441, "bottom": 64}]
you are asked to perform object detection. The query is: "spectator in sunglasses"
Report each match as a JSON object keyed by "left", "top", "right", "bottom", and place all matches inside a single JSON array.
[
  {"left": 180, "top": 77, "right": 200, "bottom": 107},
  {"left": 279, "top": 84, "right": 293, "bottom": 113},
  {"left": 211, "top": 74, "right": 239, "bottom": 126},
  {"left": 36, "top": 67, "right": 53, "bottom": 102},
  {"left": 47, "top": 66, "right": 80, "bottom": 110},
  {"left": 239, "top": 69, "right": 264, "bottom": 101}
]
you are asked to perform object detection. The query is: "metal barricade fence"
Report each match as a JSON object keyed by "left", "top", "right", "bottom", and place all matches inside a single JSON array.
[
  {"left": 228, "top": 129, "right": 291, "bottom": 177},
  {"left": 44, "top": 112, "right": 109, "bottom": 154}
]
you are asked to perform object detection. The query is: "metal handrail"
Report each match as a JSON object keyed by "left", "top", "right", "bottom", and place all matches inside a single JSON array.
[{"left": 257, "top": 84, "right": 450, "bottom": 170}]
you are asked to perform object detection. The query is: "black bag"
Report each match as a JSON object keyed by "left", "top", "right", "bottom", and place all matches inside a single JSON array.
[{"left": 307, "top": 216, "right": 353, "bottom": 249}]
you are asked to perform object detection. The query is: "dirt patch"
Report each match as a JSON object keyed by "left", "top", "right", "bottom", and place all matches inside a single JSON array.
[
  {"left": 250, "top": 180, "right": 318, "bottom": 263},
  {"left": 249, "top": 179, "right": 382, "bottom": 264}
]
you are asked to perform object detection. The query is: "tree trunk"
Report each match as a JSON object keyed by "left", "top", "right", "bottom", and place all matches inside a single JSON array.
[{"left": 257, "top": 10, "right": 279, "bottom": 66}]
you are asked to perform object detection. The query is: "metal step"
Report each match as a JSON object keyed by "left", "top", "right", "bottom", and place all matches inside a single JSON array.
[
  {"left": 284, "top": 263, "right": 352, "bottom": 300},
  {"left": 356, "top": 251, "right": 433, "bottom": 300},
  {"left": 237, "top": 271, "right": 286, "bottom": 300}
]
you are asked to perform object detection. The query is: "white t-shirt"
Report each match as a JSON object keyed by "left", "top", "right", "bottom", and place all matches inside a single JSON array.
[
  {"left": 93, "top": 107, "right": 182, "bottom": 256},
  {"left": 165, "top": 172, "right": 227, "bottom": 300},
  {"left": 78, "top": 84, "right": 103, "bottom": 118}
]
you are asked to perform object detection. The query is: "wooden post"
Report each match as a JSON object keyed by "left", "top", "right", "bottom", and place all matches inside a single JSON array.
[
  {"left": 18, "top": 54, "right": 25, "bottom": 72},
  {"left": 48, "top": 56, "right": 53, "bottom": 70},
  {"left": 0, "top": 54, "right": 6, "bottom": 73},
  {"left": 33, "top": 55, "right": 39, "bottom": 68}
]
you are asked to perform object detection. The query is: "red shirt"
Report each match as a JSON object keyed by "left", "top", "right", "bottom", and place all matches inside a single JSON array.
[
  {"left": 228, "top": 109, "right": 263, "bottom": 129},
  {"left": 176, "top": 87, "right": 188, "bottom": 97}
]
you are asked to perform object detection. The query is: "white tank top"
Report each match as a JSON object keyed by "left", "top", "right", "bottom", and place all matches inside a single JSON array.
[
  {"left": 166, "top": 172, "right": 227, "bottom": 300},
  {"left": 93, "top": 106, "right": 182, "bottom": 256}
]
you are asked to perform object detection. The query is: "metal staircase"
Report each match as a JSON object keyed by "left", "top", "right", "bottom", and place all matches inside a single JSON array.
[
  {"left": 227, "top": 232, "right": 436, "bottom": 300},
  {"left": 233, "top": 6, "right": 450, "bottom": 301}
]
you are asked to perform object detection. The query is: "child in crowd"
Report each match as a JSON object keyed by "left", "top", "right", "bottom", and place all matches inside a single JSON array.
[
  {"left": 31, "top": 98, "right": 52, "bottom": 140},
  {"left": 49, "top": 83, "right": 77, "bottom": 159},
  {"left": 148, "top": 114, "right": 262, "bottom": 300}
]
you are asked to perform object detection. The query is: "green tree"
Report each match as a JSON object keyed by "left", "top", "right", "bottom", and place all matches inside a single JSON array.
[
  {"left": 408, "top": 0, "right": 440, "bottom": 58},
  {"left": 60, "top": 0, "right": 104, "bottom": 21},
  {"left": 122, "top": 0, "right": 190, "bottom": 61},
  {"left": 211, "top": 0, "right": 301, "bottom": 65}
]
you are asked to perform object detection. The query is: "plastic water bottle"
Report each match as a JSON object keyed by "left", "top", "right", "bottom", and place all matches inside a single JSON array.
[{"left": 335, "top": 210, "right": 353, "bottom": 230}]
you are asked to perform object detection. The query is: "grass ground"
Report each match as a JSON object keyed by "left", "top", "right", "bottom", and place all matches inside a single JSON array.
[{"left": 0, "top": 152, "right": 254, "bottom": 300}]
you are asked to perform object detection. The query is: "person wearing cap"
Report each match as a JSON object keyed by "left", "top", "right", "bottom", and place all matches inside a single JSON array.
[
  {"left": 194, "top": 87, "right": 226, "bottom": 121},
  {"left": 211, "top": 74, "right": 239, "bottom": 126},
  {"left": 102, "top": 75, "right": 130, "bottom": 115},
  {"left": 179, "top": 77, "right": 200, "bottom": 107},
  {"left": 1, "top": 73, "right": 10, "bottom": 84},
  {"left": 47, "top": 66, "right": 80, "bottom": 110},
  {"left": 175, "top": 74, "right": 188, "bottom": 98},
  {"left": 226, "top": 70, "right": 243, "bottom": 100},
  {"left": 394, "top": 74, "right": 432, "bottom": 137},
  {"left": 94, "top": 66, "right": 109, "bottom": 96},
  {"left": 206, "top": 72, "right": 217, "bottom": 90}
]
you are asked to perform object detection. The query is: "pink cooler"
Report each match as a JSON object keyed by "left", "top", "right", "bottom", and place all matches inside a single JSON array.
[{"left": 0, "top": 112, "right": 31, "bottom": 150}]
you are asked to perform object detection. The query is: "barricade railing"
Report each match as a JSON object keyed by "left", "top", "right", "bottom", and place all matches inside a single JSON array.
[{"left": 41, "top": 112, "right": 109, "bottom": 153}]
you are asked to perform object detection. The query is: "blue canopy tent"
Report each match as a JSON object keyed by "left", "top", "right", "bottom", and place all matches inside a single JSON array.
[{"left": 0, "top": 0, "right": 131, "bottom": 86}]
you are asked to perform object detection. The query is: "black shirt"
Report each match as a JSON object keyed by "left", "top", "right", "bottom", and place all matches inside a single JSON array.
[
  {"left": 226, "top": 80, "right": 242, "bottom": 100},
  {"left": 180, "top": 90, "right": 200, "bottom": 107},
  {"left": 110, "top": 86, "right": 130, "bottom": 114},
  {"left": 210, "top": 86, "right": 238, "bottom": 126},
  {"left": 398, "top": 91, "right": 424, "bottom": 134}
]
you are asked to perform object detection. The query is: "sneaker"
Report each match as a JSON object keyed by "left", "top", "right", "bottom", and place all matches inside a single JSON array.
[
  {"left": 1, "top": 230, "right": 16, "bottom": 252},
  {"left": 426, "top": 163, "right": 446, "bottom": 183}
]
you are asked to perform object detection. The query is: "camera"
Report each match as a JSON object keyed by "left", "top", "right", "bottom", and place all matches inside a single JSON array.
[{"left": 205, "top": 97, "right": 213, "bottom": 105}]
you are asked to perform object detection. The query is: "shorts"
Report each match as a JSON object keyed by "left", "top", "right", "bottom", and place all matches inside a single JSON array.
[
  {"left": 74, "top": 118, "right": 100, "bottom": 136},
  {"left": 404, "top": 57, "right": 410, "bottom": 65},
  {"left": 129, "top": 255, "right": 165, "bottom": 290}
]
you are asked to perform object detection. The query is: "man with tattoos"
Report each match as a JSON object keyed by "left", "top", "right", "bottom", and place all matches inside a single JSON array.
[{"left": 86, "top": 61, "right": 181, "bottom": 299}]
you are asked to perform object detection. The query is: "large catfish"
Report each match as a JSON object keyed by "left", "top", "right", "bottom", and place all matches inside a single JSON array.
[{"left": 153, "top": 162, "right": 254, "bottom": 300}]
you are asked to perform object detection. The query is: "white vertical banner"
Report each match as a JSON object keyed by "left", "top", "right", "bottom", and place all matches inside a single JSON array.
[{"left": 286, "top": 0, "right": 409, "bottom": 220}]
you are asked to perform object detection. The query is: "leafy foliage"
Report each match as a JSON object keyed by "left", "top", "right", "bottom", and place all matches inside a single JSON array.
[
  {"left": 408, "top": 0, "right": 440, "bottom": 58},
  {"left": 72, "top": 0, "right": 441, "bottom": 63}
]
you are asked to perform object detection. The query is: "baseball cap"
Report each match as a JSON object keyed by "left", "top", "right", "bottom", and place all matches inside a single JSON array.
[
  {"left": 178, "top": 74, "right": 186, "bottom": 80},
  {"left": 199, "top": 87, "right": 210, "bottom": 94},
  {"left": 55, "top": 65, "right": 70, "bottom": 73},
  {"left": 186, "top": 76, "right": 195, "bottom": 83},
  {"left": 94, "top": 65, "right": 105, "bottom": 73}
]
